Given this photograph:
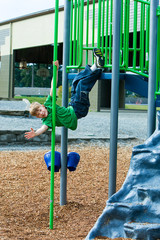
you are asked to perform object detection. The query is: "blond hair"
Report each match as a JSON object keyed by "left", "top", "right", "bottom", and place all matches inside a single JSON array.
[{"left": 29, "top": 102, "right": 42, "bottom": 116}]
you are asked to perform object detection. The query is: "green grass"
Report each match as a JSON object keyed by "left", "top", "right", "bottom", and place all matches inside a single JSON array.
[
  {"left": 125, "top": 104, "right": 148, "bottom": 110},
  {"left": 125, "top": 104, "right": 160, "bottom": 111},
  {"left": 14, "top": 96, "right": 62, "bottom": 106}
]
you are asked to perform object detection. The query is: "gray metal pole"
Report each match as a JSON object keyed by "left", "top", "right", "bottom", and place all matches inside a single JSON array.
[
  {"left": 60, "top": 0, "right": 71, "bottom": 206},
  {"left": 31, "top": 64, "right": 34, "bottom": 87},
  {"left": 147, "top": 0, "right": 159, "bottom": 137},
  {"left": 108, "top": 0, "right": 121, "bottom": 198}
]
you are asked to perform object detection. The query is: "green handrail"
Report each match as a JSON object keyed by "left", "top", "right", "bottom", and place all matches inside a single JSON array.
[
  {"left": 86, "top": 0, "right": 89, "bottom": 65},
  {"left": 72, "top": 0, "right": 77, "bottom": 66},
  {"left": 68, "top": 0, "right": 84, "bottom": 69},
  {"left": 134, "top": 0, "right": 150, "bottom": 5},
  {"left": 76, "top": 0, "right": 80, "bottom": 65},
  {"left": 145, "top": 3, "right": 150, "bottom": 70},
  {"left": 156, "top": 6, "right": 160, "bottom": 95},
  {"left": 124, "top": 0, "right": 130, "bottom": 70},
  {"left": 133, "top": 0, "right": 138, "bottom": 69},
  {"left": 79, "top": 0, "right": 84, "bottom": 66},
  {"left": 50, "top": 0, "right": 59, "bottom": 230},
  {"left": 69, "top": 0, "right": 74, "bottom": 66},
  {"left": 97, "top": 0, "right": 101, "bottom": 49},
  {"left": 92, "top": 0, "right": 95, "bottom": 63},
  {"left": 109, "top": 0, "right": 113, "bottom": 66},
  {"left": 140, "top": 3, "right": 145, "bottom": 73},
  {"left": 67, "top": 0, "right": 151, "bottom": 77},
  {"left": 105, "top": 0, "right": 109, "bottom": 66},
  {"left": 120, "top": 1, "right": 124, "bottom": 67},
  {"left": 101, "top": 0, "right": 105, "bottom": 55}
]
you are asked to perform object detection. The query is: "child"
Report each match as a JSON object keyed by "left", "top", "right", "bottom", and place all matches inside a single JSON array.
[{"left": 24, "top": 48, "right": 104, "bottom": 140}]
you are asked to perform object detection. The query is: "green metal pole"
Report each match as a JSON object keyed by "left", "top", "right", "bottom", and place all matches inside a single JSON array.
[
  {"left": 79, "top": 0, "right": 84, "bottom": 66},
  {"left": 77, "top": 0, "right": 80, "bottom": 64},
  {"left": 133, "top": 1, "right": 138, "bottom": 69},
  {"left": 140, "top": 3, "right": 145, "bottom": 72},
  {"left": 105, "top": 0, "right": 109, "bottom": 66},
  {"left": 86, "top": 0, "right": 89, "bottom": 65},
  {"left": 97, "top": 0, "right": 101, "bottom": 48},
  {"left": 156, "top": 8, "right": 160, "bottom": 93},
  {"left": 73, "top": 0, "right": 77, "bottom": 65},
  {"left": 109, "top": 0, "right": 113, "bottom": 65},
  {"left": 124, "top": 0, "right": 130, "bottom": 70},
  {"left": 101, "top": 0, "right": 105, "bottom": 54},
  {"left": 50, "top": 0, "right": 59, "bottom": 230},
  {"left": 145, "top": 3, "right": 150, "bottom": 70},
  {"left": 69, "top": 0, "right": 74, "bottom": 66},
  {"left": 92, "top": 0, "right": 95, "bottom": 63},
  {"left": 120, "top": 1, "right": 123, "bottom": 67}
]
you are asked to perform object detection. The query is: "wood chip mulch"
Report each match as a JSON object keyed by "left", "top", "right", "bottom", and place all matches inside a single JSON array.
[{"left": 0, "top": 144, "right": 133, "bottom": 240}]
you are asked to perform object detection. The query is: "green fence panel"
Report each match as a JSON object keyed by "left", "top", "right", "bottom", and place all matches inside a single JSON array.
[{"left": 67, "top": 0, "right": 151, "bottom": 78}]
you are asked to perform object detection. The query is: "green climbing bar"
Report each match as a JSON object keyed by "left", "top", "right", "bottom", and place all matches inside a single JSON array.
[{"left": 50, "top": 0, "right": 59, "bottom": 230}]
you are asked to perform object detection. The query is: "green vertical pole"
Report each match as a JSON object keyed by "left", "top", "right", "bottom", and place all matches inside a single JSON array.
[
  {"left": 156, "top": 9, "right": 160, "bottom": 93},
  {"left": 69, "top": 0, "right": 73, "bottom": 66},
  {"left": 77, "top": 0, "right": 80, "bottom": 64},
  {"left": 140, "top": 3, "right": 145, "bottom": 72},
  {"left": 73, "top": 0, "right": 77, "bottom": 65},
  {"left": 101, "top": 0, "right": 105, "bottom": 54},
  {"left": 50, "top": 0, "right": 59, "bottom": 230},
  {"left": 145, "top": 3, "right": 150, "bottom": 70},
  {"left": 124, "top": 0, "right": 130, "bottom": 70},
  {"left": 97, "top": 0, "right": 101, "bottom": 48},
  {"left": 105, "top": 0, "right": 109, "bottom": 66},
  {"left": 133, "top": 1, "right": 137, "bottom": 69},
  {"left": 92, "top": 0, "right": 95, "bottom": 63},
  {"left": 109, "top": 0, "right": 113, "bottom": 65},
  {"left": 120, "top": 0, "right": 123, "bottom": 67},
  {"left": 79, "top": 0, "right": 84, "bottom": 66},
  {"left": 86, "top": 0, "right": 89, "bottom": 65}
]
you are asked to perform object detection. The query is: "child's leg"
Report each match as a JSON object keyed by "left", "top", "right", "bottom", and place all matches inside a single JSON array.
[
  {"left": 69, "top": 65, "right": 102, "bottom": 119},
  {"left": 71, "top": 48, "right": 104, "bottom": 93},
  {"left": 69, "top": 48, "right": 104, "bottom": 119}
]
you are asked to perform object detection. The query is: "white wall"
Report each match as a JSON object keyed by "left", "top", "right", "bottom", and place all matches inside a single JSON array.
[{"left": 12, "top": 11, "right": 64, "bottom": 49}]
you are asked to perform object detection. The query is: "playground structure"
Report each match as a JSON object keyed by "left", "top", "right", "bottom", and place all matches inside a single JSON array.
[{"left": 50, "top": 0, "right": 160, "bottom": 238}]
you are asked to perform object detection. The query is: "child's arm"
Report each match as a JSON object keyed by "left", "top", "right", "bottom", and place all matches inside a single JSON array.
[
  {"left": 50, "top": 60, "right": 59, "bottom": 96},
  {"left": 24, "top": 125, "right": 49, "bottom": 139}
]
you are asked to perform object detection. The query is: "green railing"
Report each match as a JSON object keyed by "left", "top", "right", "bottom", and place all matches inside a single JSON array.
[
  {"left": 67, "top": 0, "right": 150, "bottom": 79},
  {"left": 156, "top": 6, "right": 160, "bottom": 96}
]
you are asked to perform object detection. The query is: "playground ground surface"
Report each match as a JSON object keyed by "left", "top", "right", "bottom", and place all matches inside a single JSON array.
[{"left": 0, "top": 141, "right": 134, "bottom": 240}]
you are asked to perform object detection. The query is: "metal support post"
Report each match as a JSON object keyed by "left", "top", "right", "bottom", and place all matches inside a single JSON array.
[
  {"left": 60, "top": 0, "right": 71, "bottom": 206},
  {"left": 108, "top": 0, "right": 121, "bottom": 198},
  {"left": 147, "top": 0, "right": 159, "bottom": 137}
]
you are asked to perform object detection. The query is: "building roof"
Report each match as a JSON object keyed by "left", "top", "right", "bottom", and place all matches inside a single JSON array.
[{"left": 0, "top": 6, "right": 64, "bottom": 26}]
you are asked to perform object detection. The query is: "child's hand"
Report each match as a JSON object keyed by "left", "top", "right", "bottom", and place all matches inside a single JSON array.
[
  {"left": 24, "top": 128, "right": 36, "bottom": 139},
  {"left": 54, "top": 60, "right": 59, "bottom": 70}
]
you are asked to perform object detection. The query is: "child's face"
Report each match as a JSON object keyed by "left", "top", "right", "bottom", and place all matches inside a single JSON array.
[{"left": 36, "top": 105, "right": 48, "bottom": 118}]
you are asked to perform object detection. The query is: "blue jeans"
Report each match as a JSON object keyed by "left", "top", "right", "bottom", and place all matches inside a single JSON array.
[{"left": 69, "top": 65, "right": 102, "bottom": 119}]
